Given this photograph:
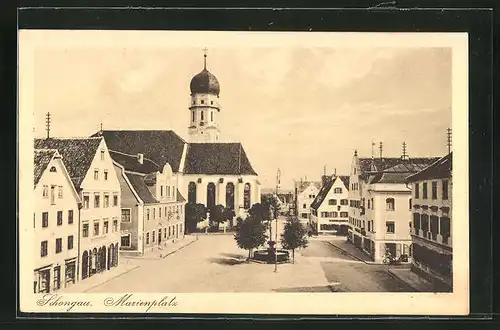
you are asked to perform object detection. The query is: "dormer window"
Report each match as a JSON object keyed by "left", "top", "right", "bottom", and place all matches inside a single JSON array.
[{"left": 50, "top": 166, "right": 57, "bottom": 172}]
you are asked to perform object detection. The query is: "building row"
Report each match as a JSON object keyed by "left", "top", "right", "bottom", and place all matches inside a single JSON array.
[{"left": 294, "top": 148, "right": 453, "bottom": 291}]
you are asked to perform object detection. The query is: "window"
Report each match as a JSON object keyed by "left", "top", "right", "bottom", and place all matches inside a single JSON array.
[
  {"left": 50, "top": 166, "right": 57, "bottom": 172},
  {"left": 94, "top": 193, "right": 100, "bottom": 208},
  {"left": 422, "top": 182, "right": 428, "bottom": 199},
  {"left": 57, "top": 211, "right": 63, "bottom": 226},
  {"left": 104, "top": 194, "right": 109, "bottom": 208},
  {"left": 83, "top": 194, "right": 90, "bottom": 209},
  {"left": 201, "top": 111, "right": 204, "bottom": 120},
  {"left": 442, "top": 180, "right": 449, "bottom": 200},
  {"left": 42, "top": 212, "right": 48, "bottom": 228},
  {"left": 386, "top": 198, "right": 395, "bottom": 211},
  {"left": 340, "top": 212, "right": 348, "bottom": 218},
  {"left": 334, "top": 188, "right": 342, "bottom": 193},
  {"left": 41, "top": 241, "right": 48, "bottom": 257},
  {"left": 152, "top": 208, "right": 156, "bottom": 220},
  {"left": 93, "top": 220, "right": 100, "bottom": 236},
  {"left": 68, "top": 236, "right": 74, "bottom": 250},
  {"left": 55, "top": 238, "right": 62, "bottom": 253},
  {"left": 211, "top": 111, "right": 213, "bottom": 121},
  {"left": 121, "top": 234, "right": 131, "bottom": 247},
  {"left": 368, "top": 221, "right": 371, "bottom": 232},
  {"left": 101, "top": 150, "right": 105, "bottom": 160},
  {"left": 243, "top": 183, "right": 251, "bottom": 209},
  {"left": 168, "top": 227, "right": 171, "bottom": 237},
  {"left": 328, "top": 199, "right": 337, "bottom": 205},
  {"left": 152, "top": 231, "right": 156, "bottom": 243},
  {"left": 113, "top": 194, "right": 118, "bottom": 206},
  {"left": 301, "top": 213, "right": 308, "bottom": 219},
  {"left": 386, "top": 221, "right": 395, "bottom": 233},
  {"left": 104, "top": 170, "right": 108, "bottom": 181},
  {"left": 94, "top": 169, "right": 99, "bottom": 180},
  {"left": 340, "top": 199, "right": 348, "bottom": 206},
  {"left": 409, "top": 198, "right": 412, "bottom": 209},
  {"left": 431, "top": 181, "right": 438, "bottom": 200},
  {"left": 58, "top": 186, "right": 63, "bottom": 198},
  {"left": 160, "top": 186, "right": 163, "bottom": 197},
  {"left": 159, "top": 207, "right": 162, "bottom": 218},
  {"left": 146, "top": 209, "right": 150, "bottom": 220},
  {"left": 440, "top": 216, "right": 451, "bottom": 244},
  {"left": 113, "top": 218, "right": 118, "bottom": 232},
  {"left": 415, "top": 183, "right": 420, "bottom": 198},
  {"left": 50, "top": 186, "right": 56, "bottom": 205},
  {"left": 68, "top": 210, "right": 73, "bottom": 224},
  {"left": 201, "top": 100, "right": 205, "bottom": 105},
  {"left": 146, "top": 232, "right": 150, "bottom": 244},
  {"left": 103, "top": 220, "right": 109, "bottom": 234},
  {"left": 164, "top": 229, "right": 167, "bottom": 239},
  {"left": 430, "top": 215, "right": 439, "bottom": 240},
  {"left": 303, "top": 204, "right": 307, "bottom": 209},
  {"left": 332, "top": 212, "right": 338, "bottom": 218},
  {"left": 42, "top": 185, "right": 49, "bottom": 198},
  {"left": 82, "top": 223, "right": 89, "bottom": 237},
  {"left": 211, "top": 100, "right": 214, "bottom": 105}
]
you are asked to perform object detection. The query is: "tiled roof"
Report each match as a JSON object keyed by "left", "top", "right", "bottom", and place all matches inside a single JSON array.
[
  {"left": 310, "top": 176, "right": 335, "bottom": 210},
  {"left": 359, "top": 157, "right": 441, "bottom": 174},
  {"left": 34, "top": 149, "right": 57, "bottom": 187},
  {"left": 406, "top": 153, "right": 452, "bottom": 182},
  {"left": 124, "top": 172, "right": 158, "bottom": 204},
  {"left": 294, "top": 180, "right": 322, "bottom": 193},
  {"left": 109, "top": 150, "right": 160, "bottom": 174},
  {"left": 183, "top": 143, "right": 257, "bottom": 175},
  {"left": 94, "top": 130, "right": 186, "bottom": 172},
  {"left": 369, "top": 158, "right": 440, "bottom": 184},
  {"left": 176, "top": 189, "right": 186, "bottom": 202},
  {"left": 34, "top": 137, "right": 102, "bottom": 189},
  {"left": 339, "top": 175, "right": 350, "bottom": 189}
]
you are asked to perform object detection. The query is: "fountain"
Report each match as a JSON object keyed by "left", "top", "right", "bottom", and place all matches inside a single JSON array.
[{"left": 252, "top": 240, "right": 290, "bottom": 264}]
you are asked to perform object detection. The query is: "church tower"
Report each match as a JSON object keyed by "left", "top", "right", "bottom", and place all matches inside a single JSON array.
[{"left": 188, "top": 49, "right": 221, "bottom": 143}]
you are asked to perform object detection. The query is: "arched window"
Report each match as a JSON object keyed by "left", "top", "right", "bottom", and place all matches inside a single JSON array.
[
  {"left": 201, "top": 111, "right": 204, "bottom": 121},
  {"left": 211, "top": 111, "right": 214, "bottom": 122},
  {"left": 386, "top": 198, "right": 395, "bottom": 211},
  {"left": 226, "top": 182, "right": 235, "bottom": 210},
  {"left": 368, "top": 200, "right": 371, "bottom": 208},
  {"left": 409, "top": 198, "right": 412, "bottom": 209},
  {"left": 207, "top": 182, "right": 216, "bottom": 210},
  {"left": 192, "top": 111, "right": 195, "bottom": 122},
  {"left": 188, "top": 182, "right": 197, "bottom": 204},
  {"left": 244, "top": 183, "right": 251, "bottom": 209}
]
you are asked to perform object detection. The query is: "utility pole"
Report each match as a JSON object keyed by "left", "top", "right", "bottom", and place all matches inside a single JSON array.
[
  {"left": 45, "top": 112, "right": 51, "bottom": 139},
  {"left": 446, "top": 128, "right": 452, "bottom": 154},
  {"left": 274, "top": 168, "right": 280, "bottom": 273}
]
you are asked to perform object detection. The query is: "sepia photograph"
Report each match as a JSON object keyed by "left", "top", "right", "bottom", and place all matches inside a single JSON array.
[{"left": 18, "top": 29, "right": 469, "bottom": 315}]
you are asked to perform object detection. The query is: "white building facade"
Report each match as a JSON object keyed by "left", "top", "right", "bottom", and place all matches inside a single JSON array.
[
  {"left": 310, "top": 175, "right": 350, "bottom": 235},
  {"left": 406, "top": 153, "right": 453, "bottom": 291},
  {"left": 33, "top": 149, "right": 81, "bottom": 293},
  {"left": 294, "top": 181, "right": 321, "bottom": 222}
]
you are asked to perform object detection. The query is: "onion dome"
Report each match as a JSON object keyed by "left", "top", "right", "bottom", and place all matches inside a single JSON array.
[{"left": 190, "top": 69, "right": 220, "bottom": 96}]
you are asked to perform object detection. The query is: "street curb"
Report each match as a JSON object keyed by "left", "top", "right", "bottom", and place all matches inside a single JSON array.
[
  {"left": 82, "top": 265, "right": 141, "bottom": 293},
  {"left": 386, "top": 269, "right": 420, "bottom": 292},
  {"left": 325, "top": 241, "right": 374, "bottom": 265}
]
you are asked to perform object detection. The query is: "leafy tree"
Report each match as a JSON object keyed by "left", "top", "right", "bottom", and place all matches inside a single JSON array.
[
  {"left": 234, "top": 215, "right": 268, "bottom": 260},
  {"left": 185, "top": 203, "right": 207, "bottom": 233},
  {"left": 248, "top": 203, "right": 270, "bottom": 222},
  {"left": 209, "top": 204, "right": 235, "bottom": 230},
  {"left": 280, "top": 216, "right": 309, "bottom": 263}
]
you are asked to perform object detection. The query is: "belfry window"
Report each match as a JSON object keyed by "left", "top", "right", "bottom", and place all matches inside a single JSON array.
[
  {"left": 201, "top": 111, "right": 204, "bottom": 121},
  {"left": 192, "top": 111, "right": 195, "bottom": 122}
]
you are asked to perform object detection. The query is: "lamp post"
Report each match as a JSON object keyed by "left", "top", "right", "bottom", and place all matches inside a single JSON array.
[{"left": 274, "top": 168, "right": 281, "bottom": 273}]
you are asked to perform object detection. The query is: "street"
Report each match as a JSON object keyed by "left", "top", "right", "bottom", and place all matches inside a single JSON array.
[{"left": 87, "top": 217, "right": 411, "bottom": 293}]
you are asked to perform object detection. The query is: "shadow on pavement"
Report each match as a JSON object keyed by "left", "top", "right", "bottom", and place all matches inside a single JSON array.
[
  {"left": 220, "top": 252, "right": 247, "bottom": 259},
  {"left": 272, "top": 285, "right": 335, "bottom": 292},
  {"left": 208, "top": 257, "right": 248, "bottom": 266}
]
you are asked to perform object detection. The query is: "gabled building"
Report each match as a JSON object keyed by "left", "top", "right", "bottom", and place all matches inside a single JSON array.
[
  {"left": 34, "top": 137, "right": 122, "bottom": 281},
  {"left": 310, "top": 175, "right": 350, "bottom": 235},
  {"left": 406, "top": 153, "right": 453, "bottom": 291},
  {"left": 111, "top": 150, "right": 187, "bottom": 255},
  {"left": 347, "top": 150, "right": 440, "bottom": 263},
  {"left": 294, "top": 180, "right": 322, "bottom": 222},
  {"left": 33, "top": 149, "right": 81, "bottom": 293}
]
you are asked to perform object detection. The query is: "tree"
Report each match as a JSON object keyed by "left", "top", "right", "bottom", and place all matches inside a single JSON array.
[
  {"left": 234, "top": 215, "right": 268, "bottom": 260},
  {"left": 248, "top": 203, "right": 270, "bottom": 222},
  {"left": 185, "top": 203, "right": 207, "bottom": 233},
  {"left": 280, "top": 216, "right": 309, "bottom": 263},
  {"left": 209, "top": 204, "right": 235, "bottom": 231}
]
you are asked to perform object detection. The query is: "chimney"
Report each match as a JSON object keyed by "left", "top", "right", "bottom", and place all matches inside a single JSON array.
[{"left": 137, "top": 153, "right": 144, "bottom": 164}]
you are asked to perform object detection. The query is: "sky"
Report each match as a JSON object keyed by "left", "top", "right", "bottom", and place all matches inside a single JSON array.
[{"left": 31, "top": 33, "right": 452, "bottom": 190}]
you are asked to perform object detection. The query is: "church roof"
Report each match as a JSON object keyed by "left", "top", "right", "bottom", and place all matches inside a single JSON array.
[
  {"left": 34, "top": 137, "right": 103, "bottom": 189},
  {"left": 94, "top": 130, "right": 186, "bottom": 172},
  {"left": 34, "top": 149, "right": 57, "bottom": 187},
  {"left": 183, "top": 143, "right": 258, "bottom": 175},
  {"left": 109, "top": 150, "right": 160, "bottom": 174},
  {"left": 406, "top": 153, "right": 452, "bottom": 182}
]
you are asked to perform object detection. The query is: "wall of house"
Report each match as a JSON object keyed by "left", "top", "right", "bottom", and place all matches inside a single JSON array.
[
  {"left": 297, "top": 184, "right": 320, "bottom": 221},
  {"left": 78, "top": 139, "right": 121, "bottom": 278},
  {"left": 316, "top": 179, "right": 349, "bottom": 233},
  {"left": 34, "top": 156, "right": 80, "bottom": 292}
]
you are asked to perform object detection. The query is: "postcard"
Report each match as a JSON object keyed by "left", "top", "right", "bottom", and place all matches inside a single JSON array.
[{"left": 19, "top": 29, "right": 469, "bottom": 315}]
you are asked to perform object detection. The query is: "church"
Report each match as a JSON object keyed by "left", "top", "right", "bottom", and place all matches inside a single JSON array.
[{"left": 93, "top": 51, "right": 261, "bottom": 220}]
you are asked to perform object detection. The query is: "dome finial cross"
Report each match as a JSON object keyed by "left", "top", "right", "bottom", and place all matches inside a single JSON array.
[{"left": 203, "top": 47, "right": 208, "bottom": 69}]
